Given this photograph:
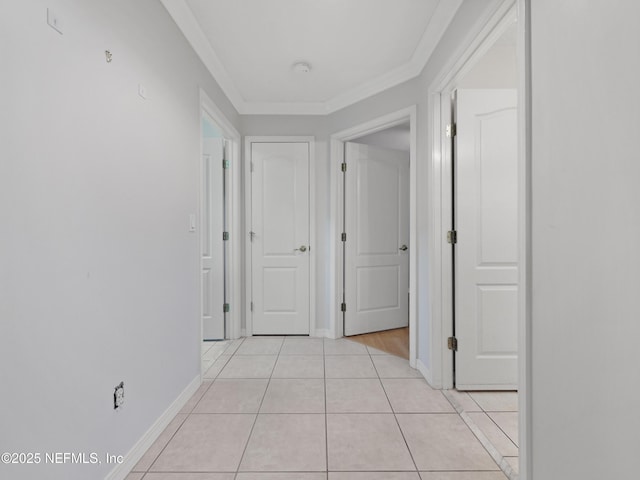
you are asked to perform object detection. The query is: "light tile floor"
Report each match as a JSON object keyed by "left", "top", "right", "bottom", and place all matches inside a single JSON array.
[{"left": 128, "top": 337, "right": 511, "bottom": 480}]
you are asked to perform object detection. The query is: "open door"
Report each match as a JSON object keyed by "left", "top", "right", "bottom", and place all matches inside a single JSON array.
[
  {"left": 201, "top": 135, "right": 226, "bottom": 340},
  {"left": 453, "top": 89, "right": 518, "bottom": 390},
  {"left": 343, "top": 142, "right": 409, "bottom": 336}
]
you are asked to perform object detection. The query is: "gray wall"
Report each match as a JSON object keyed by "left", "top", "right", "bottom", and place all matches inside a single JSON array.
[
  {"left": 241, "top": 0, "right": 501, "bottom": 377},
  {"left": 0, "top": 1, "right": 239, "bottom": 479},
  {"left": 530, "top": 1, "right": 640, "bottom": 478}
]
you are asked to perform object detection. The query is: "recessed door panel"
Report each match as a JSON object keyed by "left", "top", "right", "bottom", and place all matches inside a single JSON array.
[
  {"left": 262, "top": 155, "right": 297, "bottom": 256},
  {"left": 476, "top": 286, "right": 518, "bottom": 355},
  {"left": 357, "top": 265, "right": 400, "bottom": 312},
  {"left": 357, "top": 157, "right": 400, "bottom": 256},
  {"left": 263, "top": 268, "right": 297, "bottom": 312}
]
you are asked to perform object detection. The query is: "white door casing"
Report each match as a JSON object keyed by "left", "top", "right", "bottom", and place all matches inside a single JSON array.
[
  {"left": 201, "top": 137, "right": 225, "bottom": 340},
  {"left": 344, "top": 143, "right": 410, "bottom": 336},
  {"left": 454, "top": 88, "right": 518, "bottom": 390},
  {"left": 249, "top": 141, "right": 311, "bottom": 335}
]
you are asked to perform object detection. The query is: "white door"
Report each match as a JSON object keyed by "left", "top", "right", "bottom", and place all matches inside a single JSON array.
[
  {"left": 344, "top": 142, "right": 409, "bottom": 336},
  {"left": 454, "top": 89, "right": 518, "bottom": 390},
  {"left": 201, "top": 137, "right": 225, "bottom": 340},
  {"left": 250, "top": 142, "right": 310, "bottom": 335}
]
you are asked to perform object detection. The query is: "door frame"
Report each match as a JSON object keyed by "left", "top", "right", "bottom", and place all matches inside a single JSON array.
[
  {"left": 426, "top": 0, "right": 531, "bottom": 478},
  {"left": 244, "top": 136, "right": 317, "bottom": 337},
  {"left": 329, "top": 106, "right": 417, "bottom": 368},
  {"left": 200, "top": 89, "right": 242, "bottom": 352}
]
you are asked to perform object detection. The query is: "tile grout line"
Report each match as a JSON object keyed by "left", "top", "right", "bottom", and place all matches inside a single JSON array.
[
  {"left": 459, "top": 410, "right": 518, "bottom": 480},
  {"left": 233, "top": 336, "right": 284, "bottom": 475},
  {"left": 369, "top": 345, "right": 421, "bottom": 475},
  {"left": 138, "top": 340, "right": 236, "bottom": 474},
  {"left": 485, "top": 411, "right": 519, "bottom": 450},
  {"left": 443, "top": 389, "right": 518, "bottom": 479}
]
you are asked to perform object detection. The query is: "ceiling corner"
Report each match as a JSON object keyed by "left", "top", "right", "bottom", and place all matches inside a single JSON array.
[{"left": 160, "top": 0, "right": 247, "bottom": 113}]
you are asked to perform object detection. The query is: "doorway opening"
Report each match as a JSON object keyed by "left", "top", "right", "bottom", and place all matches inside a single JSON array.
[
  {"left": 330, "top": 106, "right": 417, "bottom": 368},
  {"left": 243, "top": 136, "right": 317, "bottom": 337},
  {"left": 199, "top": 90, "right": 242, "bottom": 376},
  {"left": 428, "top": 0, "right": 528, "bottom": 478}
]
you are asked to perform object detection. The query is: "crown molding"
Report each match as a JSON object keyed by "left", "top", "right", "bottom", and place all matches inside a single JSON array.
[
  {"left": 161, "top": 0, "right": 463, "bottom": 116},
  {"left": 160, "top": 0, "right": 246, "bottom": 109}
]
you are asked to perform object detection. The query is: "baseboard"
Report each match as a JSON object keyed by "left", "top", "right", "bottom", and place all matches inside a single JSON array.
[
  {"left": 416, "top": 358, "right": 437, "bottom": 388},
  {"left": 241, "top": 328, "right": 247, "bottom": 337},
  {"left": 313, "top": 328, "right": 329, "bottom": 338},
  {"left": 105, "top": 374, "right": 201, "bottom": 480}
]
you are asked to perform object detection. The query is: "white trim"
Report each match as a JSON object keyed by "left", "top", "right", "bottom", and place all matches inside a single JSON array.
[
  {"left": 199, "top": 89, "right": 243, "bottom": 369},
  {"left": 415, "top": 358, "right": 434, "bottom": 387},
  {"left": 517, "top": 0, "right": 532, "bottom": 478},
  {"left": 244, "top": 136, "right": 317, "bottom": 337},
  {"left": 329, "top": 106, "right": 418, "bottom": 368},
  {"left": 160, "top": 0, "right": 462, "bottom": 115},
  {"left": 314, "top": 328, "right": 329, "bottom": 338},
  {"left": 104, "top": 375, "right": 201, "bottom": 480}
]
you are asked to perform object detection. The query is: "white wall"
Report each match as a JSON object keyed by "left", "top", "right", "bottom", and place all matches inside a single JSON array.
[
  {"left": 458, "top": 24, "right": 517, "bottom": 89},
  {"left": 353, "top": 123, "right": 411, "bottom": 152},
  {"left": 0, "top": 1, "right": 239, "bottom": 479},
  {"left": 530, "top": 1, "right": 640, "bottom": 478}
]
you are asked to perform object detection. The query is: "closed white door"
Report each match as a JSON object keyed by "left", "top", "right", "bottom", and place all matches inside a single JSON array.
[
  {"left": 250, "top": 142, "right": 310, "bottom": 335},
  {"left": 454, "top": 89, "right": 518, "bottom": 390},
  {"left": 344, "top": 142, "right": 409, "bottom": 336},
  {"left": 202, "top": 137, "right": 225, "bottom": 340}
]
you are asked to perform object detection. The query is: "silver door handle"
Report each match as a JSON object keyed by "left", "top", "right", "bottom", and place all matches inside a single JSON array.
[
  {"left": 399, "top": 245, "right": 408, "bottom": 251},
  {"left": 295, "top": 245, "right": 308, "bottom": 252}
]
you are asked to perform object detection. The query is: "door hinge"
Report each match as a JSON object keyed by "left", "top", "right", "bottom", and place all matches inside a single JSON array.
[
  {"left": 447, "top": 230, "right": 457, "bottom": 244},
  {"left": 341, "top": 162, "right": 347, "bottom": 172},
  {"left": 250, "top": 301, "right": 253, "bottom": 312},
  {"left": 446, "top": 123, "right": 457, "bottom": 138},
  {"left": 341, "top": 232, "right": 347, "bottom": 242},
  {"left": 223, "top": 303, "right": 230, "bottom": 313},
  {"left": 223, "top": 231, "right": 229, "bottom": 241},
  {"left": 222, "top": 159, "right": 230, "bottom": 169},
  {"left": 448, "top": 336, "right": 458, "bottom": 351},
  {"left": 341, "top": 302, "right": 347, "bottom": 312}
]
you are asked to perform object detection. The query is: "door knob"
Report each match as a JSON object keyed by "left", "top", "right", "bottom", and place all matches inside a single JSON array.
[
  {"left": 295, "top": 245, "right": 308, "bottom": 252},
  {"left": 399, "top": 245, "right": 408, "bottom": 251}
]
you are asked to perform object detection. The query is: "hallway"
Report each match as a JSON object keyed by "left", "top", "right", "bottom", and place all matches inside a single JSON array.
[{"left": 127, "top": 336, "right": 508, "bottom": 479}]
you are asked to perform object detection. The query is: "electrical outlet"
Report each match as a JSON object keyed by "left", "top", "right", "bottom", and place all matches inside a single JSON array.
[{"left": 113, "top": 382, "right": 124, "bottom": 410}]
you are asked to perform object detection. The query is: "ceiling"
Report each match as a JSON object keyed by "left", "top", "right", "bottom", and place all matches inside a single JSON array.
[{"left": 161, "top": 0, "right": 463, "bottom": 115}]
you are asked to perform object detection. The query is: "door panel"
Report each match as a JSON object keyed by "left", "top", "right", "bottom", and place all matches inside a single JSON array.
[
  {"left": 345, "top": 143, "right": 409, "bottom": 336},
  {"left": 202, "top": 137, "right": 225, "bottom": 340},
  {"left": 251, "top": 142, "right": 310, "bottom": 335},
  {"left": 455, "top": 89, "right": 518, "bottom": 390}
]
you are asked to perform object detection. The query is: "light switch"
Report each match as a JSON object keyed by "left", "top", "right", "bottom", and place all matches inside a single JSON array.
[
  {"left": 189, "top": 214, "right": 196, "bottom": 232},
  {"left": 47, "top": 8, "right": 64, "bottom": 34}
]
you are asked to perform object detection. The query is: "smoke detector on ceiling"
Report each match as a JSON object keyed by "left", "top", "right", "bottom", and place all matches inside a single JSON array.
[{"left": 292, "top": 62, "right": 312, "bottom": 73}]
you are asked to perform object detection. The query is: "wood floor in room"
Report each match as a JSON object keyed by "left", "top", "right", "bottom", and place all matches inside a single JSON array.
[{"left": 347, "top": 327, "right": 409, "bottom": 359}]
